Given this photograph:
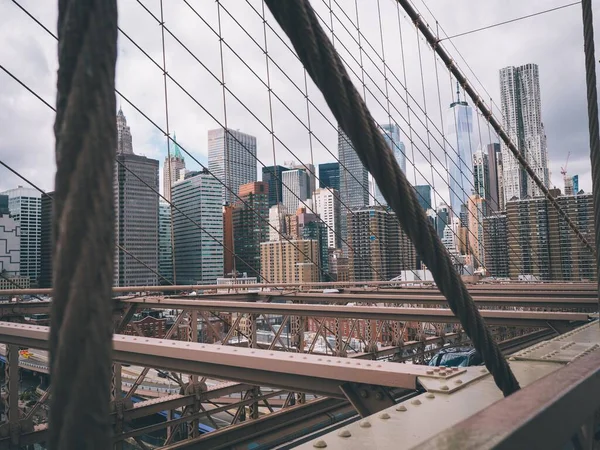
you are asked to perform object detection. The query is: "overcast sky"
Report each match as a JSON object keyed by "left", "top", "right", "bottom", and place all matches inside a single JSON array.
[{"left": 0, "top": 0, "right": 597, "bottom": 208}]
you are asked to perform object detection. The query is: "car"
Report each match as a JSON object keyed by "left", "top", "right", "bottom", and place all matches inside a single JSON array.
[{"left": 428, "top": 346, "right": 482, "bottom": 367}]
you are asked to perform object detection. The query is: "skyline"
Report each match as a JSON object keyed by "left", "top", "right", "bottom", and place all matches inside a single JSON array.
[{"left": 0, "top": 0, "right": 595, "bottom": 200}]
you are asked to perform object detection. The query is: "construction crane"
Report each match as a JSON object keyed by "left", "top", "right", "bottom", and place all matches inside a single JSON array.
[{"left": 562, "top": 151, "right": 573, "bottom": 195}]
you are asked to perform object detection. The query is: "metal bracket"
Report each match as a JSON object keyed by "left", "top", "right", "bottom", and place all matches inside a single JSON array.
[{"left": 339, "top": 382, "right": 395, "bottom": 417}]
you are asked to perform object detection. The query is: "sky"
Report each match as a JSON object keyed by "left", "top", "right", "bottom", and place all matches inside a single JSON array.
[{"left": 0, "top": 0, "right": 598, "bottom": 208}]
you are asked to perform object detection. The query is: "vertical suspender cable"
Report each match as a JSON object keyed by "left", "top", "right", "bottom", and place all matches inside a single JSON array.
[
  {"left": 50, "top": 0, "right": 118, "bottom": 448},
  {"left": 580, "top": 0, "right": 600, "bottom": 316}
]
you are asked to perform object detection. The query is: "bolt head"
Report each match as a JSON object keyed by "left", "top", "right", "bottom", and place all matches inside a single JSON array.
[
  {"left": 426, "top": 369, "right": 434, "bottom": 375},
  {"left": 411, "top": 399, "right": 422, "bottom": 405},
  {"left": 313, "top": 440, "right": 328, "bottom": 448},
  {"left": 440, "top": 385, "right": 449, "bottom": 391},
  {"left": 454, "top": 379, "right": 463, "bottom": 385},
  {"left": 375, "top": 392, "right": 384, "bottom": 400},
  {"left": 396, "top": 404, "right": 407, "bottom": 411},
  {"left": 359, "top": 420, "right": 371, "bottom": 428},
  {"left": 379, "top": 412, "right": 391, "bottom": 420},
  {"left": 338, "top": 429, "right": 351, "bottom": 438},
  {"left": 425, "top": 393, "right": 435, "bottom": 399},
  {"left": 359, "top": 389, "right": 369, "bottom": 398}
]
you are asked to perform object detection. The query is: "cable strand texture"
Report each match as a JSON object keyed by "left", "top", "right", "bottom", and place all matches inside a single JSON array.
[
  {"left": 264, "top": 0, "right": 520, "bottom": 396},
  {"left": 50, "top": 0, "right": 118, "bottom": 448}
]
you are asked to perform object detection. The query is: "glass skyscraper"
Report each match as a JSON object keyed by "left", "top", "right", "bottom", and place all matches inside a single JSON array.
[
  {"left": 446, "top": 90, "right": 475, "bottom": 218},
  {"left": 374, "top": 123, "right": 406, "bottom": 206},
  {"left": 318, "top": 162, "right": 340, "bottom": 192},
  {"left": 172, "top": 170, "right": 223, "bottom": 284},
  {"left": 262, "top": 165, "right": 289, "bottom": 207}
]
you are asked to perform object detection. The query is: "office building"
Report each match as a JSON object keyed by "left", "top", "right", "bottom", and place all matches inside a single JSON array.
[
  {"left": 414, "top": 185, "right": 432, "bottom": 212},
  {"left": 296, "top": 207, "right": 329, "bottom": 279},
  {"left": 116, "top": 107, "right": 133, "bottom": 155},
  {"left": 223, "top": 204, "right": 234, "bottom": 275},
  {"left": 0, "top": 187, "right": 41, "bottom": 285},
  {"left": 282, "top": 169, "right": 309, "bottom": 214},
  {"left": 114, "top": 111, "right": 159, "bottom": 287},
  {"left": 0, "top": 195, "right": 20, "bottom": 277},
  {"left": 158, "top": 200, "right": 174, "bottom": 284},
  {"left": 262, "top": 165, "right": 289, "bottom": 207},
  {"left": 499, "top": 64, "right": 550, "bottom": 201},
  {"left": 39, "top": 192, "right": 54, "bottom": 288},
  {"left": 374, "top": 123, "right": 406, "bottom": 206},
  {"left": 473, "top": 150, "right": 491, "bottom": 208},
  {"left": 496, "top": 151, "right": 506, "bottom": 211},
  {"left": 483, "top": 214, "right": 509, "bottom": 278},
  {"left": 486, "top": 143, "right": 501, "bottom": 211},
  {"left": 435, "top": 203, "right": 450, "bottom": 240},
  {"left": 163, "top": 134, "right": 186, "bottom": 202},
  {"left": 260, "top": 240, "right": 320, "bottom": 283},
  {"left": 208, "top": 128, "right": 257, "bottom": 204},
  {"left": 173, "top": 170, "right": 223, "bottom": 284},
  {"left": 338, "top": 128, "right": 370, "bottom": 255},
  {"left": 288, "top": 162, "right": 316, "bottom": 198},
  {"left": 467, "top": 194, "right": 485, "bottom": 268},
  {"left": 446, "top": 87, "right": 475, "bottom": 217},
  {"left": 506, "top": 192, "right": 595, "bottom": 281},
  {"left": 268, "top": 204, "right": 287, "bottom": 241},
  {"left": 319, "top": 162, "right": 340, "bottom": 192},
  {"left": 573, "top": 175, "right": 580, "bottom": 193},
  {"left": 313, "top": 187, "right": 341, "bottom": 249},
  {"left": 230, "top": 182, "right": 269, "bottom": 280},
  {"left": 347, "top": 206, "right": 416, "bottom": 281}
]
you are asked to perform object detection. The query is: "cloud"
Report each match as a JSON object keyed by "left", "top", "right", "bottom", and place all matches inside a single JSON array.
[{"left": 0, "top": 0, "right": 597, "bottom": 206}]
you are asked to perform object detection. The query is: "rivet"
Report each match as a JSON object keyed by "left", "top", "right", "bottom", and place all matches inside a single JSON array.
[
  {"left": 411, "top": 399, "right": 421, "bottom": 405},
  {"left": 425, "top": 393, "right": 435, "bottom": 399},
  {"left": 440, "top": 385, "right": 449, "bottom": 391},
  {"left": 439, "top": 370, "right": 447, "bottom": 376},
  {"left": 455, "top": 379, "right": 463, "bottom": 385},
  {"left": 313, "top": 439, "right": 327, "bottom": 448},
  {"left": 359, "top": 389, "right": 368, "bottom": 398},
  {"left": 289, "top": 355, "right": 294, "bottom": 358},
  {"left": 509, "top": 357, "right": 516, "bottom": 361},
  {"left": 396, "top": 404, "right": 407, "bottom": 411},
  {"left": 480, "top": 368, "right": 488, "bottom": 373},
  {"left": 453, "top": 367, "right": 460, "bottom": 371},
  {"left": 338, "top": 429, "right": 351, "bottom": 438},
  {"left": 433, "top": 367, "right": 440, "bottom": 372},
  {"left": 359, "top": 420, "right": 371, "bottom": 428},
  {"left": 346, "top": 361, "right": 351, "bottom": 364},
  {"left": 379, "top": 412, "right": 391, "bottom": 420},
  {"left": 426, "top": 370, "right": 434, "bottom": 375}
]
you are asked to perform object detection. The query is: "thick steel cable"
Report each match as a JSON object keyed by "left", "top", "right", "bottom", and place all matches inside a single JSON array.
[
  {"left": 264, "top": 0, "right": 519, "bottom": 396},
  {"left": 580, "top": 0, "right": 600, "bottom": 314},
  {"left": 50, "top": 0, "right": 117, "bottom": 448}
]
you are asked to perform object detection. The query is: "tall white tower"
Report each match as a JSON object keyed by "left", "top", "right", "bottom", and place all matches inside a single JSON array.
[{"left": 499, "top": 64, "right": 549, "bottom": 201}]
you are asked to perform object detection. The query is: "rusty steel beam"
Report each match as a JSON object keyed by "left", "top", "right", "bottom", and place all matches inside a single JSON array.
[
  {"left": 122, "top": 299, "right": 590, "bottom": 328},
  {"left": 0, "top": 322, "right": 441, "bottom": 397}
]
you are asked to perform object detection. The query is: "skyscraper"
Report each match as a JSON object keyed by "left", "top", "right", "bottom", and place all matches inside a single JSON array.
[
  {"left": 446, "top": 87, "right": 475, "bottom": 217},
  {"left": 163, "top": 134, "right": 186, "bottom": 202},
  {"left": 484, "top": 143, "right": 501, "bottom": 211},
  {"left": 262, "top": 165, "right": 289, "bottom": 207},
  {"left": 208, "top": 128, "right": 257, "bottom": 204},
  {"left": 472, "top": 149, "right": 491, "bottom": 217},
  {"left": 338, "top": 128, "right": 369, "bottom": 254},
  {"left": 288, "top": 162, "right": 316, "bottom": 198},
  {"left": 231, "top": 182, "right": 269, "bottom": 279},
  {"left": 260, "top": 240, "right": 319, "bottom": 284},
  {"left": 0, "top": 187, "right": 41, "bottom": 285},
  {"left": 374, "top": 123, "right": 406, "bottom": 206},
  {"left": 172, "top": 170, "right": 223, "bottom": 284},
  {"left": 499, "top": 64, "right": 549, "bottom": 201},
  {"left": 158, "top": 200, "right": 173, "bottom": 284},
  {"left": 313, "top": 187, "right": 341, "bottom": 249},
  {"left": 282, "top": 169, "right": 309, "bottom": 214},
  {"left": 347, "top": 206, "right": 416, "bottom": 281},
  {"left": 483, "top": 214, "right": 509, "bottom": 278},
  {"left": 318, "top": 162, "right": 340, "bottom": 192},
  {"left": 39, "top": 192, "right": 54, "bottom": 288},
  {"left": 414, "top": 185, "right": 432, "bottom": 212},
  {"left": 0, "top": 194, "right": 20, "bottom": 278},
  {"left": 114, "top": 109, "right": 159, "bottom": 287},
  {"left": 467, "top": 194, "right": 485, "bottom": 268},
  {"left": 496, "top": 151, "right": 506, "bottom": 211},
  {"left": 116, "top": 107, "right": 133, "bottom": 155},
  {"left": 435, "top": 203, "right": 450, "bottom": 240}
]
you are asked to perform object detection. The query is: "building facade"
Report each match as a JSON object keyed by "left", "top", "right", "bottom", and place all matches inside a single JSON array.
[
  {"left": 506, "top": 192, "right": 595, "bottom": 281},
  {"left": 116, "top": 107, "right": 133, "bottom": 155},
  {"left": 313, "top": 187, "right": 341, "bottom": 249},
  {"left": 486, "top": 143, "right": 501, "bottom": 211},
  {"left": 347, "top": 206, "right": 416, "bottom": 281},
  {"left": 414, "top": 185, "right": 432, "bottom": 212},
  {"left": 282, "top": 169, "right": 309, "bottom": 215},
  {"left": 158, "top": 200, "right": 174, "bottom": 284},
  {"left": 318, "top": 162, "right": 340, "bottom": 192},
  {"left": 374, "top": 123, "right": 406, "bottom": 206},
  {"left": 260, "top": 240, "right": 320, "bottom": 283},
  {"left": 338, "top": 128, "right": 370, "bottom": 255},
  {"left": 482, "top": 214, "right": 509, "bottom": 278},
  {"left": 163, "top": 135, "right": 186, "bottom": 203},
  {"left": 172, "top": 170, "right": 223, "bottom": 284},
  {"left": 262, "top": 165, "right": 289, "bottom": 207},
  {"left": 499, "top": 64, "right": 549, "bottom": 201},
  {"left": 208, "top": 128, "right": 257, "bottom": 204},
  {"left": 0, "top": 195, "right": 20, "bottom": 278},
  {"left": 39, "top": 192, "right": 54, "bottom": 288},
  {"left": 0, "top": 187, "right": 41, "bottom": 285},
  {"left": 268, "top": 204, "right": 287, "bottom": 242},
  {"left": 231, "top": 182, "right": 269, "bottom": 280},
  {"left": 446, "top": 89, "right": 475, "bottom": 218},
  {"left": 467, "top": 194, "right": 485, "bottom": 268}
]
